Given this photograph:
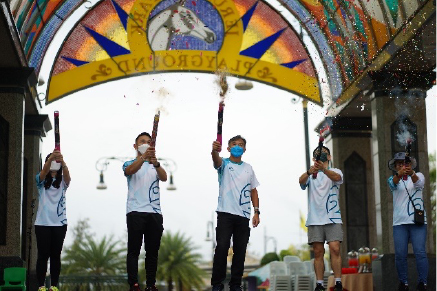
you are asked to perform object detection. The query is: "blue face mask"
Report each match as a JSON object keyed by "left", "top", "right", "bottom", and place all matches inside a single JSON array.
[
  {"left": 320, "top": 152, "right": 328, "bottom": 162},
  {"left": 230, "top": 145, "right": 244, "bottom": 158}
]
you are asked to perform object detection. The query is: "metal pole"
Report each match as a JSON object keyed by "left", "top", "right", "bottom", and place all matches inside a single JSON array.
[
  {"left": 303, "top": 100, "right": 311, "bottom": 173},
  {"left": 263, "top": 227, "right": 266, "bottom": 255},
  {"left": 302, "top": 100, "right": 314, "bottom": 259}
]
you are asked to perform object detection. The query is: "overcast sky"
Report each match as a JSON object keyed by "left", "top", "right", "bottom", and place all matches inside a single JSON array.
[{"left": 34, "top": 0, "right": 436, "bottom": 261}]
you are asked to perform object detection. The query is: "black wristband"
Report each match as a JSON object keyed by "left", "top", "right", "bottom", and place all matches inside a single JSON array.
[
  {"left": 153, "top": 162, "right": 160, "bottom": 168},
  {"left": 306, "top": 170, "right": 311, "bottom": 176}
]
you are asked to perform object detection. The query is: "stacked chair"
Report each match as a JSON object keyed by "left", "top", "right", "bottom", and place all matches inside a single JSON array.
[
  {"left": 287, "top": 261, "right": 312, "bottom": 291},
  {"left": 269, "top": 261, "right": 291, "bottom": 291}
]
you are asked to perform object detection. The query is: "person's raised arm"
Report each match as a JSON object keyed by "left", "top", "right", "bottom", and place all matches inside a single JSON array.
[
  {"left": 392, "top": 165, "right": 407, "bottom": 185},
  {"left": 150, "top": 154, "right": 167, "bottom": 182},
  {"left": 57, "top": 153, "right": 71, "bottom": 186},
  {"left": 39, "top": 149, "right": 59, "bottom": 181},
  {"left": 299, "top": 165, "right": 316, "bottom": 185},
  {"left": 315, "top": 161, "right": 342, "bottom": 182},
  {"left": 124, "top": 147, "right": 154, "bottom": 176},
  {"left": 211, "top": 141, "right": 222, "bottom": 169}
]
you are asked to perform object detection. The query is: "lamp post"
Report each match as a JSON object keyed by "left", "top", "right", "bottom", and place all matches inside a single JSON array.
[
  {"left": 263, "top": 227, "right": 277, "bottom": 255},
  {"left": 205, "top": 213, "right": 216, "bottom": 263},
  {"left": 95, "top": 156, "right": 131, "bottom": 190},
  {"left": 95, "top": 156, "right": 178, "bottom": 190},
  {"left": 158, "top": 158, "right": 178, "bottom": 191}
]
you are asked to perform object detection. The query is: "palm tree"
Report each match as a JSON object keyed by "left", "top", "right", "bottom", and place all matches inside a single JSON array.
[
  {"left": 62, "top": 234, "right": 126, "bottom": 275},
  {"left": 148, "top": 231, "right": 206, "bottom": 291}
]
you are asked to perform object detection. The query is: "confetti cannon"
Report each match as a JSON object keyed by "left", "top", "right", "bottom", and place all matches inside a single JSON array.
[
  {"left": 54, "top": 111, "right": 61, "bottom": 162},
  {"left": 216, "top": 102, "right": 224, "bottom": 151},
  {"left": 403, "top": 139, "right": 413, "bottom": 181},
  {"left": 313, "top": 125, "right": 331, "bottom": 179},
  {"left": 150, "top": 111, "right": 160, "bottom": 147}
]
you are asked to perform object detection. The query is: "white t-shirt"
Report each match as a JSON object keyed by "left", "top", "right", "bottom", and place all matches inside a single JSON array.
[
  {"left": 301, "top": 168, "right": 343, "bottom": 226},
  {"left": 35, "top": 173, "right": 68, "bottom": 226},
  {"left": 123, "top": 160, "right": 161, "bottom": 214},
  {"left": 215, "top": 158, "right": 260, "bottom": 219},
  {"left": 387, "top": 173, "right": 427, "bottom": 226}
]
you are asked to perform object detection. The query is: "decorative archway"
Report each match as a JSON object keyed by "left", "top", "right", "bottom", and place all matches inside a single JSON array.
[{"left": 45, "top": 0, "right": 321, "bottom": 104}]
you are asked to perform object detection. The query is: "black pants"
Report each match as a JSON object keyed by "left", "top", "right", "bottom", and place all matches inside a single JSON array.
[
  {"left": 35, "top": 225, "right": 67, "bottom": 287},
  {"left": 211, "top": 212, "right": 250, "bottom": 287},
  {"left": 126, "top": 212, "right": 163, "bottom": 288}
]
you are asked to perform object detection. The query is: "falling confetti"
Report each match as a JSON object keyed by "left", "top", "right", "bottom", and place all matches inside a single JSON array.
[{"left": 215, "top": 68, "right": 230, "bottom": 99}]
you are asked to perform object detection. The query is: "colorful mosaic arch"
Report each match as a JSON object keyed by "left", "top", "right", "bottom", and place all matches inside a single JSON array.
[{"left": 10, "top": 0, "right": 428, "bottom": 104}]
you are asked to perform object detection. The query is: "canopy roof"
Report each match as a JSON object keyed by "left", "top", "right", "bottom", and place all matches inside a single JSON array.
[{"left": 10, "top": 0, "right": 430, "bottom": 104}]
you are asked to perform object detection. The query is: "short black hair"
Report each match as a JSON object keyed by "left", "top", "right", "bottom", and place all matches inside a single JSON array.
[
  {"left": 313, "top": 146, "right": 330, "bottom": 157},
  {"left": 135, "top": 132, "right": 151, "bottom": 144},
  {"left": 228, "top": 135, "right": 246, "bottom": 146}
]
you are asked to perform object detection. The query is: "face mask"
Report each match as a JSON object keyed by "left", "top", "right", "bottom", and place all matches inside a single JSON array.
[
  {"left": 50, "top": 161, "right": 61, "bottom": 171},
  {"left": 320, "top": 152, "right": 328, "bottom": 162},
  {"left": 137, "top": 143, "right": 150, "bottom": 155},
  {"left": 230, "top": 145, "right": 244, "bottom": 158}
]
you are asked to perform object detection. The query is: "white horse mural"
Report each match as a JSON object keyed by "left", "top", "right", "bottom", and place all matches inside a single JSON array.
[{"left": 147, "top": 0, "right": 216, "bottom": 51}]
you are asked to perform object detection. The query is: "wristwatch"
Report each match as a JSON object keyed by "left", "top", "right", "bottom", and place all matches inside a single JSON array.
[
  {"left": 254, "top": 207, "right": 260, "bottom": 215},
  {"left": 153, "top": 162, "right": 161, "bottom": 168}
]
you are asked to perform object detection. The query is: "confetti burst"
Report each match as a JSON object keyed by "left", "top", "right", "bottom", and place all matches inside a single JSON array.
[{"left": 215, "top": 68, "right": 230, "bottom": 99}]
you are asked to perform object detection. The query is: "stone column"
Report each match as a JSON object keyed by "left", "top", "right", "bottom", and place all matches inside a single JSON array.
[
  {"left": 0, "top": 88, "right": 25, "bottom": 267},
  {"left": 23, "top": 114, "right": 51, "bottom": 290}
]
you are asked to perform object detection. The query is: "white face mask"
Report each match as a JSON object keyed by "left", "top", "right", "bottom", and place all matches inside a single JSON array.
[
  {"left": 137, "top": 143, "right": 150, "bottom": 155},
  {"left": 50, "top": 161, "right": 61, "bottom": 171}
]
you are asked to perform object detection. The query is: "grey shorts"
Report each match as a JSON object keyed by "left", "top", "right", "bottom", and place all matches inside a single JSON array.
[{"left": 308, "top": 224, "right": 343, "bottom": 244}]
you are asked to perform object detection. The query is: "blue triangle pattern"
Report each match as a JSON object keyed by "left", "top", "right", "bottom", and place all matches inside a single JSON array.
[
  {"left": 61, "top": 56, "right": 89, "bottom": 66},
  {"left": 241, "top": 1, "right": 258, "bottom": 32},
  {"left": 240, "top": 28, "right": 286, "bottom": 59},
  {"left": 281, "top": 59, "right": 307, "bottom": 69},
  {"left": 84, "top": 26, "right": 130, "bottom": 57},
  {"left": 111, "top": 0, "right": 128, "bottom": 30}
]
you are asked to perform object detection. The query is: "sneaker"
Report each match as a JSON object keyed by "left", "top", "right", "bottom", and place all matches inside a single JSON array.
[
  {"left": 130, "top": 283, "right": 141, "bottom": 291},
  {"left": 416, "top": 282, "right": 427, "bottom": 291},
  {"left": 333, "top": 281, "right": 343, "bottom": 291},
  {"left": 399, "top": 283, "right": 409, "bottom": 291},
  {"left": 212, "top": 283, "right": 224, "bottom": 291},
  {"left": 314, "top": 283, "right": 326, "bottom": 291},
  {"left": 145, "top": 286, "right": 158, "bottom": 291},
  {"left": 229, "top": 285, "right": 243, "bottom": 291},
  {"left": 38, "top": 287, "right": 48, "bottom": 291},
  {"left": 49, "top": 287, "right": 59, "bottom": 291}
]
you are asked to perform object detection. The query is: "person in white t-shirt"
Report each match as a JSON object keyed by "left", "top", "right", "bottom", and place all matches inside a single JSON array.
[
  {"left": 123, "top": 132, "right": 167, "bottom": 291},
  {"left": 35, "top": 149, "right": 71, "bottom": 291},
  {"left": 299, "top": 146, "right": 344, "bottom": 291},
  {"left": 387, "top": 152, "right": 428, "bottom": 291},
  {"left": 210, "top": 135, "right": 260, "bottom": 291}
]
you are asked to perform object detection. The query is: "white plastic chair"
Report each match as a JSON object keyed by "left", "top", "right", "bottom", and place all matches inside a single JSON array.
[
  {"left": 303, "top": 260, "right": 315, "bottom": 291},
  {"left": 269, "top": 262, "right": 291, "bottom": 291},
  {"left": 283, "top": 255, "right": 301, "bottom": 264},
  {"left": 287, "top": 261, "right": 312, "bottom": 291}
]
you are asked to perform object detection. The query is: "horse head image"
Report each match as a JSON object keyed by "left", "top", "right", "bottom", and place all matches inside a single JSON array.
[{"left": 148, "top": 0, "right": 217, "bottom": 51}]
